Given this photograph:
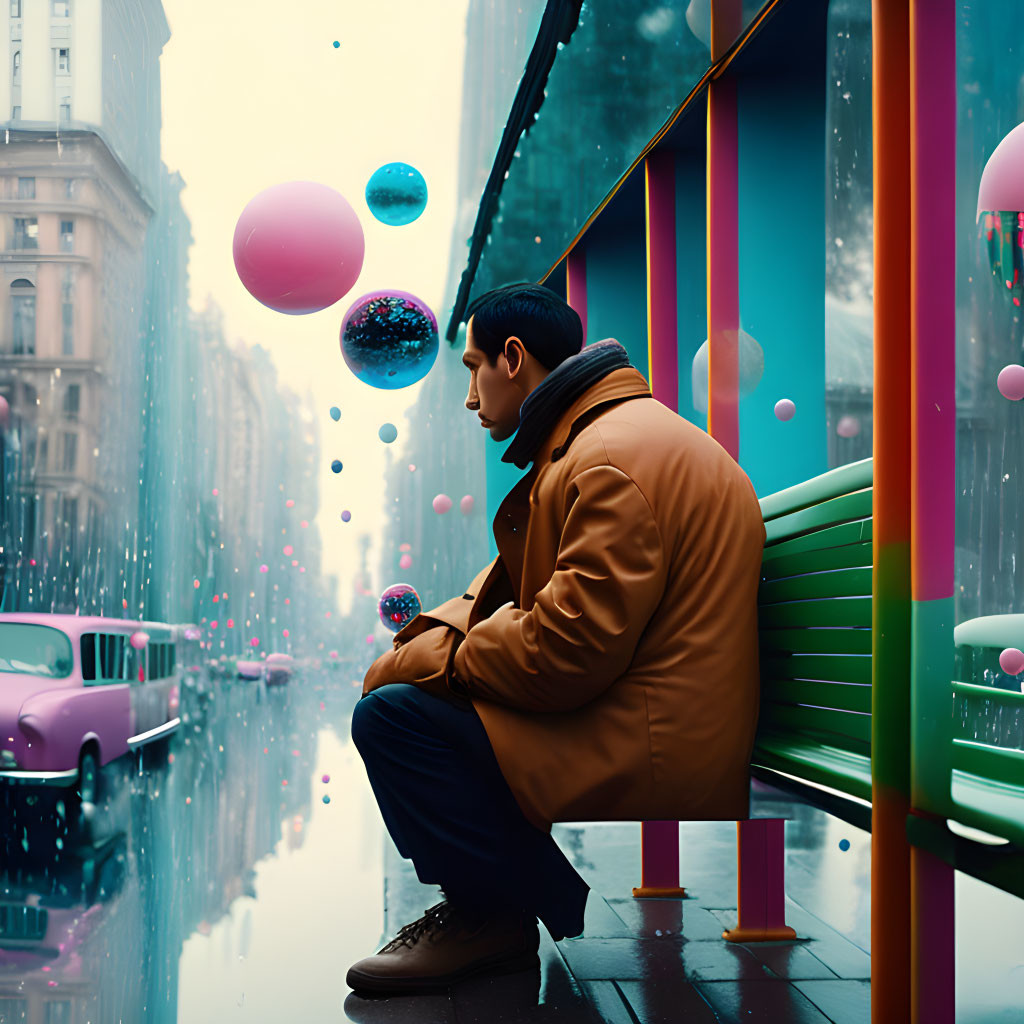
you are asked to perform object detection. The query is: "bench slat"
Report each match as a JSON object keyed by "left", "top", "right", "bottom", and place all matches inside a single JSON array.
[
  {"left": 763, "top": 519, "right": 873, "bottom": 563},
  {"left": 760, "top": 627, "right": 872, "bottom": 655},
  {"left": 760, "top": 702, "right": 872, "bottom": 747},
  {"left": 952, "top": 738, "right": 1024, "bottom": 788},
  {"left": 759, "top": 457, "right": 873, "bottom": 521},
  {"left": 760, "top": 567, "right": 872, "bottom": 604},
  {"left": 762, "top": 678, "right": 872, "bottom": 714},
  {"left": 764, "top": 490, "right": 872, "bottom": 546},
  {"left": 761, "top": 541, "right": 873, "bottom": 582},
  {"left": 951, "top": 771, "right": 1024, "bottom": 848},
  {"left": 761, "top": 653, "right": 872, "bottom": 685},
  {"left": 759, "top": 597, "right": 872, "bottom": 629},
  {"left": 753, "top": 730, "right": 872, "bottom": 802}
]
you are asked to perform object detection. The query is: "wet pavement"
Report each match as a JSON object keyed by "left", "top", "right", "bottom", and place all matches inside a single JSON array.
[{"left": 2, "top": 677, "right": 1021, "bottom": 1022}]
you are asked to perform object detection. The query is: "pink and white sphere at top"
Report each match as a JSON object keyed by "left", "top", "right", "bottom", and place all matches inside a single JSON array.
[{"left": 232, "top": 181, "right": 365, "bottom": 315}]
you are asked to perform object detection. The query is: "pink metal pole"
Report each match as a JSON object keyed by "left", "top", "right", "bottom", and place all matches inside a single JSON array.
[
  {"left": 723, "top": 820, "right": 797, "bottom": 942},
  {"left": 566, "top": 248, "right": 588, "bottom": 345},
  {"left": 632, "top": 821, "right": 685, "bottom": 898}
]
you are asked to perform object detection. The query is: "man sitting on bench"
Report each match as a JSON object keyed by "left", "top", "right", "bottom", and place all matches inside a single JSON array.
[{"left": 347, "top": 282, "right": 765, "bottom": 997}]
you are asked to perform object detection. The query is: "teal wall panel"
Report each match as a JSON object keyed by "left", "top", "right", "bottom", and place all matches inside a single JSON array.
[{"left": 675, "top": 154, "right": 708, "bottom": 430}]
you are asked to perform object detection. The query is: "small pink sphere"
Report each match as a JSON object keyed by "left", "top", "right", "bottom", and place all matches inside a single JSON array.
[
  {"left": 282, "top": 629, "right": 289, "bottom": 638},
  {"left": 322, "top": 773, "right": 331, "bottom": 783},
  {"left": 460, "top": 495, "right": 475, "bottom": 515},
  {"left": 996, "top": 364, "right": 1024, "bottom": 401},
  {"left": 193, "top": 579, "right": 200, "bottom": 589},
  {"left": 399, "top": 553, "right": 413, "bottom": 569},
  {"left": 300, "top": 567, "right": 306, "bottom": 573},
  {"left": 836, "top": 415, "right": 861, "bottom": 438},
  {"left": 283, "top": 545, "right": 294, "bottom": 556},
  {"left": 774, "top": 398, "right": 797, "bottom": 422},
  {"left": 211, "top": 621, "right": 218, "bottom": 629},
  {"left": 251, "top": 637, "right": 259, "bottom": 647},
  {"left": 232, "top": 181, "right": 365, "bottom": 315},
  {"left": 999, "top": 647, "right": 1024, "bottom": 675},
  {"left": 0, "top": 394, "right": 9, "bottom": 430},
  {"left": 227, "top": 619, "right": 235, "bottom": 628},
  {"left": 300, "top": 520, "right": 308, "bottom": 528},
  {"left": 432, "top": 494, "right": 453, "bottom": 515},
  {"left": 399, "top": 543, "right": 411, "bottom": 552},
  {"left": 292, "top": 559, "right": 299, "bottom": 567},
  {"left": 130, "top": 631, "right": 149, "bottom": 650},
  {"left": 329, "top": 650, "right": 338, "bottom": 659},
  {"left": 408, "top": 464, "right": 416, "bottom": 472},
  {"left": 260, "top": 564, "right": 269, "bottom": 573},
  {"left": 341, "top": 510, "right": 352, "bottom": 522},
  {"left": 212, "top": 488, "right": 218, "bottom": 497},
  {"left": 286, "top": 499, "right": 295, "bottom": 508},
  {"left": 365, "top": 634, "right": 374, "bottom": 644}
]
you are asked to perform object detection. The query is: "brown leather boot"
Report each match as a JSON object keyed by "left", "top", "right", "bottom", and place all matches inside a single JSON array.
[{"left": 346, "top": 898, "right": 540, "bottom": 996}]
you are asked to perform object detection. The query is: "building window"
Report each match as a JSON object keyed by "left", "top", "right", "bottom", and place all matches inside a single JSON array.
[
  {"left": 17, "top": 176, "right": 34, "bottom": 199},
  {"left": 62, "top": 300, "right": 73, "bottom": 354},
  {"left": 11, "top": 106, "right": 20, "bottom": 120},
  {"left": 37, "top": 435, "right": 47, "bottom": 472},
  {"left": 61, "top": 431, "right": 76, "bottom": 472},
  {"left": 59, "top": 97, "right": 71, "bottom": 122},
  {"left": 11, "top": 279, "right": 35, "bottom": 354},
  {"left": 65, "top": 177, "right": 76, "bottom": 199},
  {"left": 10, "top": 0, "right": 21, "bottom": 15},
  {"left": 12, "top": 50, "right": 21, "bottom": 82},
  {"left": 60, "top": 219, "right": 73, "bottom": 252},
  {"left": 51, "top": 0, "right": 70, "bottom": 15},
  {"left": 63, "top": 384, "right": 79, "bottom": 421},
  {"left": 56, "top": 48, "right": 70, "bottom": 74},
  {"left": 13, "top": 217, "right": 38, "bottom": 249}
]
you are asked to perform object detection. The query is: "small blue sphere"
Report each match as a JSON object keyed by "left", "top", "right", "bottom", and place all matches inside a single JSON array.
[
  {"left": 365, "top": 162, "right": 428, "bottom": 226},
  {"left": 329, "top": 406, "right": 341, "bottom": 421},
  {"left": 332, "top": 40, "right": 340, "bottom": 48},
  {"left": 378, "top": 422, "right": 398, "bottom": 444},
  {"left": 331, "top": 459, "right": 343, "bottom": 474},
  {"left": 323, "top": 794, "right": 331, "bottom": 803},
  {"left": 838, "top": 839, "right": 850, "bottom": 852}
]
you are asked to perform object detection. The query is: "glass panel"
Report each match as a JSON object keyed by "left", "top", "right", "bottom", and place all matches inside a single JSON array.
[
  {"left": 473, "top": 0, "right": 716, "bottom": 293},
  {"left": 954, "top": 1, "right": 1024, "bottom": 750},
  {"left": 0, "top": 623, "right": 72, "bottom": 677},
  {"left": 824, "top": 0, "right": 873, "bottom": 467}
]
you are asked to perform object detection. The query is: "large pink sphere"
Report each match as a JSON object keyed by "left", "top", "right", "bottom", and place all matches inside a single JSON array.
[
  {"left": 130, "top": 631, "right": 149, "bottom": 650},
  {"left": 997, "top": 364, "right": 1024, "bottom": 401},
  {"left": 432, "top": 494, "right": 453, "bottom": 515},
  {"left": 836, "top": 415, "right": 861, "bottom": 439},
  {"left": 999, "top": 647, "right": 1024, "bottom": 675},
  {"left": 460, "top": 495, "right": 475, "bottom": 515},
  {"left": 774, "top": 398, "right": 796, "bottom": 422},
  {"left": 399, "top": 553, "right": 412, "bottom": 570},
  {"left": 232, "top": 181, "right": 365, "bottom": 315}
]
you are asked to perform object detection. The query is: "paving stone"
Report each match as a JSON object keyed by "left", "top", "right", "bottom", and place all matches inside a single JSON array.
[
  {"left": 742, "top": 941, "right": 841, "bottom": 980},
  {"left": 793, "top": 980, "right": 871, "bottom": 1024},
  {"left": 616, "top": 976, "right": 719, "bottom": 1023},
  {"left": 693, "top": 980, "right": 835, "bottom": 1022},
  {"left": 578, "top": 981, "right": 641, "bottom": 1024},
  {"left": 608, "top": 898, "right": 723, "bottom": 940},
  {"left": 577, "top": 892, "right": 633, "bottom": 939},
  {"left": 341, "top": 990, "right": 457, "bottom": 1024}
]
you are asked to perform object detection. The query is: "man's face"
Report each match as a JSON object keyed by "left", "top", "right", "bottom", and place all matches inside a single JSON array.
[{"left": 463, "top": 317, "right": 523, "bottom": 442}]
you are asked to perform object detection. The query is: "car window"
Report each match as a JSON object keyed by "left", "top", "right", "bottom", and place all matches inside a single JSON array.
[{"left": 0, "top": 624, "right": 73, "bottom": 678}]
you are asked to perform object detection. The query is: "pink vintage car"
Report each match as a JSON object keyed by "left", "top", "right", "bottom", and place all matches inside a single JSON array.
[
  {"left": 0, "top": 614, "right": 186, "bottom": 797},
  {"left": 264, "top": 652, "right": 294, "bottom": 686}
]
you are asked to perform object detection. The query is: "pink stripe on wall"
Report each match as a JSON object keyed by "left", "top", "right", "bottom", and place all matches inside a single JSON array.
[
  {"left": 707, "top": 76, "right": 740, "bottom": 461},
  {"left": 646, "top": 150, "right": 679, "bottom": 411},
  {"left": 910, "top": 0, "right": 955, "bottom": 603},
  {"left": 566, "top": 248, "right": 588, "bottom": 345}
]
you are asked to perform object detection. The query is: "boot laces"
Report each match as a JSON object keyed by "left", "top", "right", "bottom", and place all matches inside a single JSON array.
[{"left": 380, "top": 900, "right": 458, "bottom": 952}]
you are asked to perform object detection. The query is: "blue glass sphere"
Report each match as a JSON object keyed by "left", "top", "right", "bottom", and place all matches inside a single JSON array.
[
  {"left": 838, "top": 839, "right": 851, "bottom": 852},
  {"left": 365, "top": 162, "right": 428, "bottom": 226},
  {"left": 329, "top": 406, "right": 341, "bottom": 421},
  {"left": 378, "top": 422, "right": 398, "bottom": 444},
  {"left": 340, "top": 290, "right": 438, "bottom": 390},
  {"left": 378, "top": 582, "right": 421, "bottom": 633},
  {"left": 331, "top": 459, "right": 343, "bottom": 474}
]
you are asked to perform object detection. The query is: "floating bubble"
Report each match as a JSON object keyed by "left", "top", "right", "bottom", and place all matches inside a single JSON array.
[
  {"left": 329, "top": 405, "right": 341, "bottom": 421},
  {"left": 838, "top": 839, "right": 851, "bottom": 852},
  {"left": 365, "top": 634, "right": 374, "bottom": 644},
  {"left": 130, "top": 631, "right": 149, "bottom": 650},
  {"left": 282, "top": 629, "right": 289, "bottom": 638},
  {"left": 283, "top": 545, "right": 293, "bottom": 556},
  {"left": 774, "top": 398, "right": 796, "bottom": 421},
  {"left": 211, "top": 621, "right": 218, "bottom": 630},
  {"left": 999, "top": 647, "right": 1024, "bottom": 675},
  {"left": 378, "top": 583, "right": 422, "bottom": 633},
  {"left": 691, "top": 330, "right": 765, "bottom": 414},
  {"left": 378, "top": 422, "right": 398, "bottom": 444},
  {"left": 408, "top": 464, "right": 416, "bottom": 472},
  {"left": 232, "top": 181, "right": 364, "bottom": 314},
  {"left": 340, "top": 510, "right": 352, "bottom": 522},
  {"left": 212, "top": 488, "right": 218, "bottom": 496},
  {"left": 997, "top": 363, "right": 1024, "bottom": 401},
  {"left": 331, "top": 459, "right": 343, "bottom": 473},
  {"left": 433, "top": 494, "right": 453, "bottom": 515},
  {"left": 329, "top": 650, "right": 338, "bottom": 658},
  {"left": 332, "top": 40, "right": 340, "bottom": 48},
  {"left": 399, "top": 553, "right": 412, "bottom": 570},
  {"left": 213, "top": 595, "right": 219, "bottom": 603},
  {"left": 460, "top": 495, "right": 475, "bottom": 515},
  {"left": 260, "top": 564, "right": 269, "bottom": 573},
  {"left": 300, "top": 520, "right": 308, "bottom": 528},
  {"left": 322, "top": 773, "right": 330, "bottom": 783},
  {"left": 323, "top": 794, "right": 331, "bottom": 804},
  {"left": 227, "top": 619, "right": 235, "bottom": 628},
  {"left": 286, "top": 499, "right": 295, "bottom": 508},
  {"left": 365, "top": 162, "right": 428, "bottom": 226},
  {"left": 836, "top": 415, "right": 861, "bottom": 438},
  {"left": 251, "top": 637, "right": 259, "bottom": 648},
  {"left": 193, "top": 579, "right": 200, "bottom": 589},
  {"left": 340, "top": 290, "right": 438, "bottom": 389}
]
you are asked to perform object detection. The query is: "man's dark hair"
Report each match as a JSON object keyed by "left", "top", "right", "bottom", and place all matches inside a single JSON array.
[{"left": 465, "top": 283, "right": 583, "bottom": 370}]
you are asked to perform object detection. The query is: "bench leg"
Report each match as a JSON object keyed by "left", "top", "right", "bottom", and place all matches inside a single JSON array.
[
  {"left": 723, "top": 818, "right": 797, "bottom": 942},
  {"left": 632, "top": 820, "right": 686, "bottom": 898}
]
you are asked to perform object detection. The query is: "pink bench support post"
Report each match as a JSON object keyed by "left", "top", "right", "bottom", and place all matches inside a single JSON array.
[
  {"left": 632, "top": 821, "right": 686, "bottom": 899},
  {"left": 566, "top": 247, "right": 588, "bottom": 345},
  {"left": 722, "top": 819, "right": 797, "bottom": 942}
]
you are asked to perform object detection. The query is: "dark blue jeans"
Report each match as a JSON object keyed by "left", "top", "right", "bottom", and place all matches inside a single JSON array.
[{"left": 350, "top": 684, "right": 590, "bottom": 941}]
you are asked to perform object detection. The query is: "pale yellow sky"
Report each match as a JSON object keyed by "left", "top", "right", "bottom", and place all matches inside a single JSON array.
[{"left": 159, "top": 0, "right": 470, "bottom": 616}]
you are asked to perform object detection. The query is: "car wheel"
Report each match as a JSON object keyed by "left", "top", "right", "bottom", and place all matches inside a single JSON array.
[{"left": 75, "top": 749, "right": 100, "bottom": 843}]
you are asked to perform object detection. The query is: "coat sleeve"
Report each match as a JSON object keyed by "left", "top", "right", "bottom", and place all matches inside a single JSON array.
[{"left": 451, "top": 464, "right": 666, "bottom": 712}]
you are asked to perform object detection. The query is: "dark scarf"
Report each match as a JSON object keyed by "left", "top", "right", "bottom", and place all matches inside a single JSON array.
[{"left": 501, "top": 338, "right": 632, "bottom": 470}]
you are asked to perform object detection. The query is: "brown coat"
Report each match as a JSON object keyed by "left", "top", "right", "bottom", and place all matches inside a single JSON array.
[{"left": 363, "top": 366, "right": 765, "bottom": 834}]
